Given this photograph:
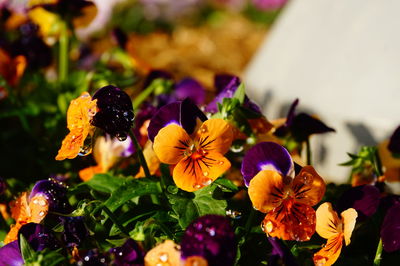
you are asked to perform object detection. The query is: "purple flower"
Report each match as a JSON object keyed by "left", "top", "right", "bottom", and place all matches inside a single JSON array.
[
  {"left": 60, "top": 216, "right": 88, "bottom": 248},
  {"left": 275, "top": 99, "right": 335, "bottom": 142},
  {"left": 147, "top": 98, "right": 207, "bottom": 142},
  {"left": 381, "top": 201, "right": 400, "bottom": 252},
  {"left": 388, "top": 125, "right": 400, "bottom": 155},
  {"left": 241, "top": 142, "right": 294, "bottom": 187},
  {"left": 109, "top": 239, "right": 145, "bottom": 266},
  {"left": 91, "top": 85, "right": 135, "bottom": 141},
  {"left": 175, "top": 78, "right": 206, "bottom": 105},
  {"left": 336, "top": 185, "right": 380, "bottom": 221},
  {"left": 0, "top": 241, "right": 23, "bottom": 266},
  {"left": 181, "top": 215, "right": 236, "bottom": 266},
  {"left": 19, "top": 223, "right": 60, "bottom": 251},
  {"left": 29, "top": 179, "right": 71, "bottom": 214},
  {"left": 268, "top": 237, "right": 298, "bottom": 266}
]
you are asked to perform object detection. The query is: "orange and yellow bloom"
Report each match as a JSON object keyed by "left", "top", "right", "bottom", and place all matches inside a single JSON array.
[
  {"left": 153, "top": 118, "right": 233, "bottom": 192},
  {"left": 313, "top": 202, "right": 357, "bottom": 266}
]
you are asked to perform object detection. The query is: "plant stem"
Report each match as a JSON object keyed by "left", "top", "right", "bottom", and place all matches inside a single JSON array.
[
  {"left": 306, "top": 139, "right": 312, "bottom": 165},
  {"left": 102, "top": 205, "right": 130, "bottom": 237},
  {"left": 374, "top": 238, "right": 383, "bottom": 266},
  {"left": 132, "top": 85, "right": 156, "bottom": 109},
  {"left": 58, "top": 21, "right": 68, "bottom": 82},
  {"left": 129, "top": 131, "right": 151, "bottom": 178}
]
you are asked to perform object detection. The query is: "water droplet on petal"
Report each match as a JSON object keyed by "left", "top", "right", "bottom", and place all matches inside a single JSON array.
[
  {"left": 193, "top": 184, "right": 202, "bottom": 189},
  {"left": 39, "top": 211, "right": 45, "bottom": 216},
  {"left": 78, "top": 135, "right": 93, "bottom": 156},
  {"left": 116, "top": 132, "right": 127, "bottom": 141},
  {"left": 203, "top": 171, "right": 209, "bottom": 177},
  {"left": 201, "top": 178, "right": 212, "bottom": 186},
  {"left": 226, "top": 210, "right": 242, "bottom": 219},
  {"left": 218, "top": 161, "right": 224, "bottom": 165},
  {"left": 159, "top": 253, "right": 169, "bottom": 262},
  {"left": 263, "top": 221, "right": 273, "bottom": 233}
]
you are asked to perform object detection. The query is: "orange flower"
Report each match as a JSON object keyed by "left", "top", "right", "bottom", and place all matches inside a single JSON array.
[
  {"left": 153, "top": 118, "right": 233, "bottom": 192},
  {"left": 144, "top": 240, "right": 181, "bottom": 266},
  {"left": 313, "top": 202, "right": 357, "bottom": 266},
  {"left": 248, "top": 166, "right": 326, "bottom": 241},
  {"left": 0, "top": 48, "right": 26, "bottom": 100},
  {"left": 4, "top": 192, "right": 49, "bottom": 244},
  {"left": 55, "top": 92, "right": 97, "bottom": 160}
]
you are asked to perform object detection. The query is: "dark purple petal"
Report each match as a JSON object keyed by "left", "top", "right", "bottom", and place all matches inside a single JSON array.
[
  {"left": 205, "top": 75, "right": 241, "bottom": 113},
  {"left": 388, "top": 125, "right": 400, "bottom": 154},
  {"left": 142, "top": 70, "right": 173, "bottom": 90},
  {"left": 77, "top": 249, "right": 109, "bottom": 265},
  {"left": 109, "top": 239, "right": 145, "bottom": 266},
  {"left": 174, "top": 78, "right": 206, "bottom": 105},
  {"left": 381, "top": 202, "right": 400, "bottom": 252},
  {"left": 268, "top": 237, "right": 298, "bottom": 266},
  {"left": 148, "top": 98, "right": 207, "bottom": 142},
  {"left": 19, "top": 223, "right": 60, "bottom": 251},
  {"left": 291, "top": 113, "right": 335, "bottom": 142},
  {"left": 156, "top": 94, "right": 177, "bottom": 108},
  {"left": 274, "top": 99, "right": 299, "bottom": 137},
  {"left": 243, "top": 98, "right": 262, "bottom": 114},
  {"left": 0, "top": 241, "right": 23, "bottom": 266},
  {"left": 241, "top": 142, "right": 294, "bottom": 187},
  {"left": 60, "top": 216, "right": 88, "bottom": 248},
  {"left": 91, "top": 85, "right": 135, "bottom": 140},
  {"left": 336, "top": 185, "right": 380, "bottom": 221},
  {"left": 29, "top": 179, "right": 71, "bottom": 214},
  {"left": 181, "top": 215, "right": 236, "bottom": 266}
]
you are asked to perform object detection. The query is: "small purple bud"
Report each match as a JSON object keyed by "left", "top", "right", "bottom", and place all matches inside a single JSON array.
[{"left": 109, "top": 239, "right": 145, "bottom": 266}]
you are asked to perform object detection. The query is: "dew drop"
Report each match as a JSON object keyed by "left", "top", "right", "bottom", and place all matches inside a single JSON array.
[
  {"left": 78, "top": 135, "right": 93, "bottom": 156},
  {"left": 203, "top": 171, "right": 209, "bottom": 177},
  {"left": 39, "top": 211, "right": 45, "bottom": 216},
  {"left": 33, "top": 199, "right": 38, "bottom": 204},
  {"left": 230, "top": 144, "right": 243, "bottom": 153},
  {"left": 116, "top": 132, "right": 127, "bottom": 141},
  {"left": 193, "top": 184, "right": 202, "bottom": 189},
  {"left": 200, "top": 126, "right": 207, "bottom": 133},
  {"left": 84, "top": 256, "right": 90, "bottom": 262},
  {"left": 226, "top": 210, "right": 242, "bottom": 219},
  {"left": 218, "top": 161, "right": 224, "bottom": 165},
  {"left": 253, "top": 206, "right": 259, "bottom": 211},
  {"left": 263, "top": 221, "right": 273, "bottom": 233},
  {"left": 159, "top": 253, "right": 169, "bottom": 262},
  {"left": 201, "top": 178, "right": 212, "bottom": 186}
]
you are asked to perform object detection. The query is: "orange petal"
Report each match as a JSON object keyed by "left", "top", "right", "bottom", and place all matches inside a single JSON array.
[
  {"left": 153, "top": 124, "right": 191, "bottom": 165},
  {"left": 341, "top": 208, "right": 357, "bottom": 246},
  {"left": 79, "top": 165, "right": 104, "bottom": 182},
  {"left": 55, "top": 130, "right": 86, "bottom": 160},
  {"left": 10, "top": 192, "right": 29, "bottom": 223},
  {"left": 313, "top": 234, "right": 343, "bottom": 266},
  {"left": 315, "top": 202, "right": 340, "bottom": 240},
  {"left": 262, "top": 200, "right": 316, "bottom": 241},
  {"left": 28, "top": 195, "right": 49, "bottom": 223},
  {"left": 292, "top": 166, "right": 326, "bottom": 206},
  {"left": 144, "top": 240, "right": 181, "bottom": 266},
  {"left": 195, "top": 119, "right": 233, "bottom": 155},
  {"left": 4, "top": 223, "right": 22, "bottom": 244},
  {"left": 184, "top": 256, "right": 209, "bottom": 266},
  {"left": 248, "top": 170, "right": 285, "bottom": 213},
  {"left": 173, "top": 152, "right": 231, "bottom": 192},
  {"left": 66, "top": 92, "right": 97, "bottom": 132},
  {"left": 378, "top": 140, "right": 400, "bottom": 169}
]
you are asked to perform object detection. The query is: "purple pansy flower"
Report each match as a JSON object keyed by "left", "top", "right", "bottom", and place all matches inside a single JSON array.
[
  {"left": 268, "top": 237, "right": 298, "bottom": 266},
  {"left": 174, "top": 78, "right": 206, "bottom": 105},
  {"left": 147, "top": 98, "right": 207, "bottom": 142},
  {"left": 109, "top": 239, "right": 145, "bottom": 266},
  {"left": 0, "top": 241, "right": 24, "bottom": 266},
  {"left": 275, "top": 99, "right": 335, "bottom": 142},
  {"left": 181, "top": 215, "right": 236, "bottom": 266},
  {"left": 388, "top": 125, "right": 400, "bottom": 155},
  {"left": 76, "top": 249, "right": 109, "bottom": 266},
  {"left": 381, "top": 201, "right": 400, "bottom": 252},
  {"left": 19, "top": 223, "right": 60, "bottom": 251},
  {"left": 91, "top": 85, "right": 135, "bottom": 141},
  {"left": 336, "top": 185, "right": 380, "bottom": 221},
  {"left": 241, "top": 142, "right": 294, "bottom": 187},
  {"left": 205, "top": 74, "right": 262, "bottom": 114},
  {"left": 60, "top": 216, "right": 89, "bottom": 248},
  {"left": 29, "top": 179, "right": 71, "bottom": 214}
]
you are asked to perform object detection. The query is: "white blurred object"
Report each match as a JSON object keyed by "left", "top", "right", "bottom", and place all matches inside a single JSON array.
[{"left": 244, "top": 0, "right": 400, "bottom": 183}]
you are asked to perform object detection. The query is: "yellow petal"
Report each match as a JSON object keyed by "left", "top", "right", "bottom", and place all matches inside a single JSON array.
[
  {"left": 292, "top": 166, "right": 326, "bottom": 206},
  {"left": 153, "top": 124, "right": 191, "bottom": 165},
  {"left": 341, "top": 208, "right": 357, "bottom": 246},
  {"left": 315, "top": 202, "right": 340, "bottom": 240},
  {"left": 313, "top": 234, "right": 343, "bottom": 266},
  {"left": 173, "top": 151, "right": 230, "bottom": 192},
  {"left": 248, "top": 170, "right": 285, "bottom": 213},
  {"left": 144, "top": 240, "right": 181, "bottom": 266},
  {"left": 195, "top": 119, "right": 233, "bottom": 155}
]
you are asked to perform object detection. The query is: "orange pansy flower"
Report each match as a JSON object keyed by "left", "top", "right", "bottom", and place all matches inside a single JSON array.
[
  {"left": 4, "top": 192, "right": 49, "bottom": 244},
  {"left": 144, "top": 240, "right": 181, "bottom": 266},
  {"left": 153, "top": 118, "right": 233, "bottom": 192},
  {"left": 248, "top": 166, "right": 326, "bottom": 241},
  {"left": 313, "top": 202, "right": 357, "bottom": 266},
  {"left": 55, "top": 92, "right": 97, "bottom": 161}
]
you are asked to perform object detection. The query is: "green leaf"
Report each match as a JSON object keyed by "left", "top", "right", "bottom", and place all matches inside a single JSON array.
[
  {"left": 233, "top": 83, "right": 246, "bottom": 104},
  {"left": 167, "top": 184, "right": 227, "bottom": 229},
  {"left": 85, "top": 174, "right": 125, "bottom": 193},
  {"left": 213, "top": 178, "right": 239, "bottom": 193},
  {"left": 105, "top": 179, "right": 162, "bottom": 211},
  {"left": 20, "top": 234, "right": 36, "bottom": 263}
]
